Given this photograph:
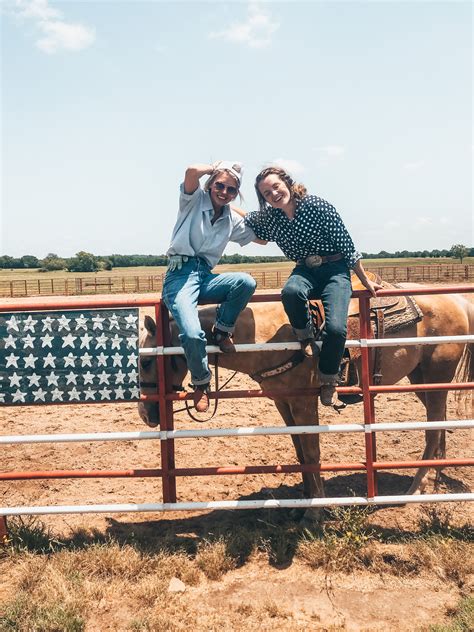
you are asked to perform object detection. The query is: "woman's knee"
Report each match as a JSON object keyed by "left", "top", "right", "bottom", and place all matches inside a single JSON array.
[
  {"left": 179, "top": 326, "right": 206, "bottom": 346},
  {"left": 238, "top": 273, "right": 257, "bottom": 293},
  {"left": 324, "top": 320, "right": 347, "bottom": 340},
  {"left": 281, "top": 278, "right": 308, "bottom": 304}
]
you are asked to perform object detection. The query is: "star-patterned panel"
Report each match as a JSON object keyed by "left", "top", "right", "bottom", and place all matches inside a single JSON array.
[{"left": 0, "top": 309, "right": 140, "bottom": 405}]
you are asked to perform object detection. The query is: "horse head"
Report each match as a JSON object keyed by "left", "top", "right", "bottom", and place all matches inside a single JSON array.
[{"left": 138, "top": 314, "right": 187, "bottom": 427}]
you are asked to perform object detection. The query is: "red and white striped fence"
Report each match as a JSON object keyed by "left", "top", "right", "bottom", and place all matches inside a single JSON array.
[{"left": 0, "top": 286, "right": 473, "bottom": 537}]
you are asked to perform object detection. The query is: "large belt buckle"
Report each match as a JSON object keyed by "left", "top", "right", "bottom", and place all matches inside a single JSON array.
[{"left": 305, "top": 255, "right": 323, "bottom": 269}]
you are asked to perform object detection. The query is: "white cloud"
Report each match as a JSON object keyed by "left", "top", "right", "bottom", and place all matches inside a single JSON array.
[
  {"left": 9, "top": 0, "right": 95, "bottom": 53},
  {"left": 209, "top": 2, "right": 279, "bottom": 49},
  {"left": 37, "top": 19, "right": 95, "bottom": 54},
  {"left": 404, "top": 160, "right": 425, "bottom": 171},
  {"left": 313, "top": 145, "right": 346, "bottom": 158},
  {"left": 413, "top": 216, "right": 434, "bottom": 228},
  {"left": 272, "top": 158, "right": 306, "bottom": 176},
  {"left": 14, "top": 0, "right": 60, "bottom": 21}
]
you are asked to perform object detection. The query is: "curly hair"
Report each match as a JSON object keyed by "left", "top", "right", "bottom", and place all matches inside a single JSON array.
[{"left": 254, "top": 166, "right": 307, "bottom": 212}]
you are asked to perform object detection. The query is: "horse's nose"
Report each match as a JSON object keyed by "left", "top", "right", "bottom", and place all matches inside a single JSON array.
[{"left": 138, "top": 402, "right": 160, "bottom": 428}]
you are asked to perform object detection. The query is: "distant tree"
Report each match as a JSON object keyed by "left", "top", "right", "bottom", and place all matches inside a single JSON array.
[
  {"left": 98, "top": 258, "right": 113, "bottom": 271},
  {"left": 0, "top": 255, "right": 17, "bottom": 269},
  {"left": 40, "top": 253, "right": 66, "bottom": 271},
  {"left": 449, "top": 244, "right": 469, "bottom": 263},
  {"left": 21, "top": 255, "right": 40, "bottom": 268},
  {"left": 67, "top": 251, "right": 99, "bottom": 272}
]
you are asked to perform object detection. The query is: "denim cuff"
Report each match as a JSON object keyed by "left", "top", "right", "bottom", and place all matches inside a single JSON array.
[
  {"left": 319, "top": 370, "right": 339, "bottom": 385},
  {"left": 294, "top": 326, "right": 314, "bottom": 341},
  {"left": 214, "top": 322, "right": 233, "bottom": 334},
  {"left": 191, "top": 372, "right": 212, "bottom": 387}
]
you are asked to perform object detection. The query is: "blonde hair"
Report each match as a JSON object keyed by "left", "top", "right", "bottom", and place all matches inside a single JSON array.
[{"left": 254, "top": 166, "right": 307, "bottom": 212}]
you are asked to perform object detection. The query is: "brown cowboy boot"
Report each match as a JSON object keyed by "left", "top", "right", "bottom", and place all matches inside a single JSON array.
[
  {"left": 319, "top": 371, "right": 338, "bottom": 407},
  {"left": 212, "top": 327, "right": 236, "bottom": 353},
  {"left": 193, "top": 383, "right": 210, "bottom": 413}
]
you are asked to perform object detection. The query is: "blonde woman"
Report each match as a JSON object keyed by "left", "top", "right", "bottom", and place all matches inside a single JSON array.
[{"left": 163, "top": 161, "right": 257, "bottom": 413}]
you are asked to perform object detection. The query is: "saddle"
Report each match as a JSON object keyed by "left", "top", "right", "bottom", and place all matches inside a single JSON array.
[{"left": 309, "top": 271, "right": 423, "bottom": 390}]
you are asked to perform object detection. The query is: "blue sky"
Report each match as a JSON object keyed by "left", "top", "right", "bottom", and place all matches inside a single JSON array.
[{"left": 2, "top": 0, "right": 472, "bottom": 259}]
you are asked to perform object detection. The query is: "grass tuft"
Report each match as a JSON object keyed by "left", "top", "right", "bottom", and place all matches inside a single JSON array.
[
  {"left": 4, "top": 517, "right": 64, "bottom": 555},
  {"left": 0, "top": 594, "right": 84, "bottom": 632},
  {"left": 430, "top": 596, "right": 474, "bottom": 632},
  {"left": 297, "top": 506, "right": 376, "bottom": 572},
  {"left": 195, "top": 537, "right": 236, "bottom": 580}
]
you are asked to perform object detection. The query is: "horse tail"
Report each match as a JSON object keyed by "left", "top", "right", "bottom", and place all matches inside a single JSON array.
[{"left": 454, "top": 297, "right": 474, "bottom": 417}]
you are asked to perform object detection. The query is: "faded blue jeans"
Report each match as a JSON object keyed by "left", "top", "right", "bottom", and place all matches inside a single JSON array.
[
  {"left": 162, "top": 257, "right": 256, "bottom": 386},
  {"left": 281, "top": 261, "right": 352, "bottom": 377}
]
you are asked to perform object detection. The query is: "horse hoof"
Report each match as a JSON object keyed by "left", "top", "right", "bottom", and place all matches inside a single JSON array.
[{"left": 299, "top": 508, "right": 325, "bottom": 532}]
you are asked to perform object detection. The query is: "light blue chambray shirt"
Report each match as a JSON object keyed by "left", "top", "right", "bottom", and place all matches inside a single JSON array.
[{"left": 166, "top": 184, "right": 256, "bottom": 269}]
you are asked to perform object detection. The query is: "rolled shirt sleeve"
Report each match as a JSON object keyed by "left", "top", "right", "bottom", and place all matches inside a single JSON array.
[
  {"left": 244, "top": 211, "right": 275, "bottom": 242},
  {"left": 230, "top": 212, "right": 257, "bottom": 246}
]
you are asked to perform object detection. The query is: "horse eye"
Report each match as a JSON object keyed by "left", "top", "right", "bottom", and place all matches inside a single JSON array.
[{"left": 140, "top": 358, "right": 153, "bottom": 371}]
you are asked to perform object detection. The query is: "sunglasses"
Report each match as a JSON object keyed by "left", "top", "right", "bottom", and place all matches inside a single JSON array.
[{"left": 213, "top": 181, "right": 238, "bottom": 196}]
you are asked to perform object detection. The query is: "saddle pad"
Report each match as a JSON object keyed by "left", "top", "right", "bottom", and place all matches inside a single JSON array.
[
  {"left": 348, "top": 280, "right": 407, "bottom": 317},
  {"left": 309, "top": 279, "right": 423, "bottom": 339}
]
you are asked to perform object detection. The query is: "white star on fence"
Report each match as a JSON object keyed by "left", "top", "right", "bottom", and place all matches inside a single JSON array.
[
  {"left": 5, "top": 315, "right": 20, "bottom": 332},
  {"left": 23, "top": 316, "right": 38, "bottom": 332},
  {"left": 27, "top": 374, "right": 41, "bottom": 387},
  {"left": 40, "top": 333, "right": 54, "bottom": 348},
  {"left": 23, "top": 354, "right": 37, "bottom": 369}
]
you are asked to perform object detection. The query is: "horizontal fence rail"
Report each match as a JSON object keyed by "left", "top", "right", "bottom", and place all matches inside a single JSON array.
[
  {"left": 0, "top": 284, "right": 473, "bottom": 527},
  {"left": 1, "top": 494, "right": 473, "bottom": 519}
]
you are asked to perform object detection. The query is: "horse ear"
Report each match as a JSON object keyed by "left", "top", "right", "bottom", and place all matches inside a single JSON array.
[{"left": 144, "top": 315, "right": 156, "bottom": 336}]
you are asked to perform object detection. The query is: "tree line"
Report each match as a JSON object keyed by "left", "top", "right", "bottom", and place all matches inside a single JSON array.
[{"left": 0, "top": 245, "right": 472, "bottom": 272}]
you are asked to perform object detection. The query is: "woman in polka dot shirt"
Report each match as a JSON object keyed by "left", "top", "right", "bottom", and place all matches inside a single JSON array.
[{"left": 244, "top": 166, "right": 383, "bottom": 406}]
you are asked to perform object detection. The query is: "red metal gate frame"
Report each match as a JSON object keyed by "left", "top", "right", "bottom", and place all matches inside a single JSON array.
[{"left": 1, "top": 285, "right": 473, "bottom": 531}]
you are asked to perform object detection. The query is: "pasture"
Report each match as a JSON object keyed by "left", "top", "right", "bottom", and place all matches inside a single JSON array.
[{"left": 1, "top": 258, "right": 474, "bottom": 298}]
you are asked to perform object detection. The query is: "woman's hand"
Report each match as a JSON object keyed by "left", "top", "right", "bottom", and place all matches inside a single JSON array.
[
  {"left": 353, "top": 260, "right": 384, "bottom": 297},
  {"left": 361, "top": 277, "right": 384, "bottom": 297}
]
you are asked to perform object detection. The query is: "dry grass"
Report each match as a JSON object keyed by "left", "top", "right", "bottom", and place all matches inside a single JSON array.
[
  {"left": 1, "top": 510, "right": 473, "bottom": 631},
  {"left": 195, "top": 537, "right": 236, "bottom": 580}
]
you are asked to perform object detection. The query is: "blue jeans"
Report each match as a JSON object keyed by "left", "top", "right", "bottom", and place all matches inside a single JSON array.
[
  {"left": 281, "top": 261, "right": 352, "bottom": 376},
  {"left": 162, "top": 257, "right": 256, "bottom": 386}
]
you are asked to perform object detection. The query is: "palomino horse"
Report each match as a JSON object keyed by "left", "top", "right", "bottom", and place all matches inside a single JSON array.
[{"left": 138, "top": 287, "right": 473, "bottom": 516}]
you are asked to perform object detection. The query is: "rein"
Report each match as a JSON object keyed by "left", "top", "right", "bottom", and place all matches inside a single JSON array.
[{"left": 140, "top": 355, "right": 239, "bottom": 422}]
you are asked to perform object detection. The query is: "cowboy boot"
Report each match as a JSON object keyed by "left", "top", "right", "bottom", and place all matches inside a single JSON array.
[
  {"left": 212, "top": 327, "right": 236, "bottom": 353},
  {"left": 193, "top": 383, "right": 210, "bottom": 413}
]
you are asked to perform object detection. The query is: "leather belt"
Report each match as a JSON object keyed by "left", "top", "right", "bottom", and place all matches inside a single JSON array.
[{"left": 298, "top": 253, "right": 343, "bottom": 269}]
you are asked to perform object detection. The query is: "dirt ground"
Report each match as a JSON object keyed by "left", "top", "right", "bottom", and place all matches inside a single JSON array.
[{"left": 1, "top": 366, "right": 473, "bottom": 630}]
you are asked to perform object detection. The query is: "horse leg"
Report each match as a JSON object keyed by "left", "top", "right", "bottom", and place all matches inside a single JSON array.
[
  {"left": 407, "top": 366, "right": 449, "bottom": 494},
  {"left": 274, "top": 399, "right": 310, "bottom": 497},
  {"left": 287, "top": 397, "right": 325, "bottom": 527}
]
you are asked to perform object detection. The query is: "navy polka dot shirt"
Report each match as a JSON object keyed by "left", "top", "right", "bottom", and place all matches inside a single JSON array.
[{"left": 245, "top": 195, "right": 362, "bottom": 269}]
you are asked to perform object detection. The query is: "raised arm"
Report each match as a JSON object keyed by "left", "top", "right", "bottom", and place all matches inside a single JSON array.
[{"left": 183, "top": 163, "right": 215, "bottom": 194}]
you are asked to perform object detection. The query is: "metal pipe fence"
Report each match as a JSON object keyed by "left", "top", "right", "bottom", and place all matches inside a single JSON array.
[{"left": 0, "top": 285, "right": 473, "bottom": 529}]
